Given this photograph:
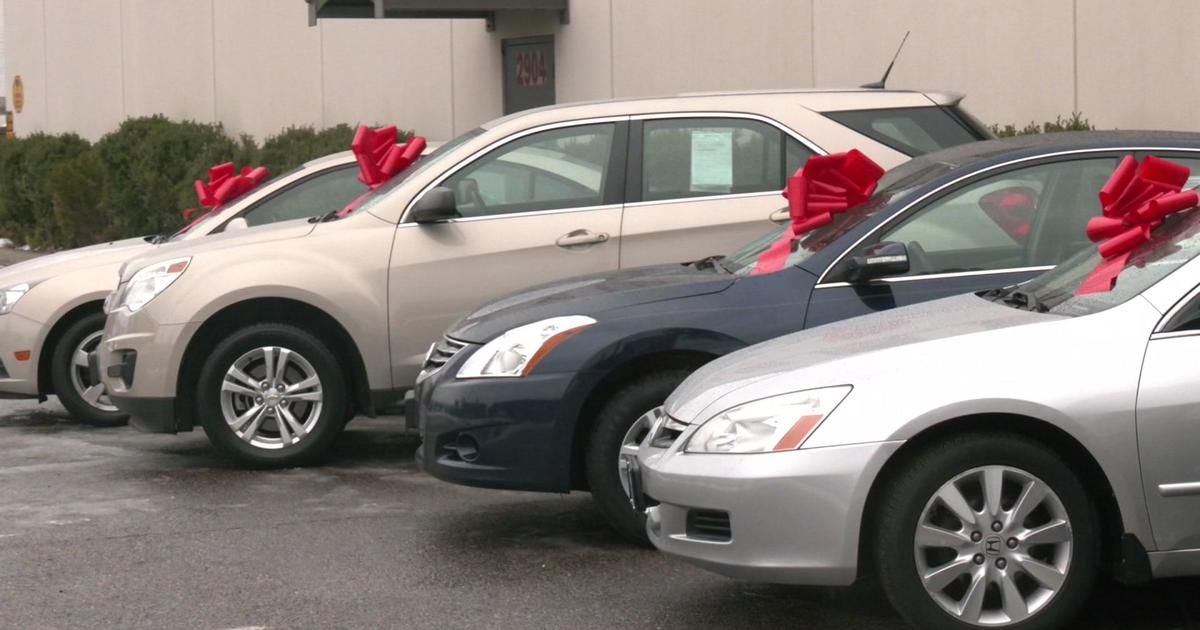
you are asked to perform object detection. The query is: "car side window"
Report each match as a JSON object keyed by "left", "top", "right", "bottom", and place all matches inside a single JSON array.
[
  {"left": 876, "top": 158, "right": 1118, "bottom": 277},
  {"left": 235, "top": 165, "right": 364, "bottom": 228},
  {"left": 640, "top": 118, "right": 814, "bottom": 202},
  {"left": 445, "top": 123, "right": 616, "bottom": 218},
  {"left": 1162, "top": 286, "right": 1200, "bottom": 332}
]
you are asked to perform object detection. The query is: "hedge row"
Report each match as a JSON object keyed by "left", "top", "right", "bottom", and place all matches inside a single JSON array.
[
  {"left": 988, "top": 112, "right": 1094, "bottom": 138},
  {"left": 0, "top": 116, "right": 357, "bottom": 249}
]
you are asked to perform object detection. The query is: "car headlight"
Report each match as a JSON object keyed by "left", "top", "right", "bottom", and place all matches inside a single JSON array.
[
  {"left": 684, "top": 386, "right": 852, "bottom": 454},
  {"left": 457, "top": 315, "right": 596, "bottom": 378},
  {"left": 114, "top": 257, "right": 191, "bottom": 313},
  {"left": 0, "top": 283, "right": 32, "bottom": 315}
]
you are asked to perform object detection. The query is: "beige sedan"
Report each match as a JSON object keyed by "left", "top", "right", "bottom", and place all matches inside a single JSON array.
[
  {"left": 0, "top": 151, "right": 366, "bottom": 425},
  {"left": 97, "top": 89, "right": 990, "bottom": 466}
]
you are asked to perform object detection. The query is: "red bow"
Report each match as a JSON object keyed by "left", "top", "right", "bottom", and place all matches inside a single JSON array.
[
  {"left": 351, "top": 125, "right": 428, "bottom": 189},
  {"left": 1076, "top": 155, "right": 1198, "bottom": 295},
  {"left": 194, "top": 163, "right": 269, "bottom": 209},
  {"left": 753, "top": 149, "right": 884, "bottom": 275}
]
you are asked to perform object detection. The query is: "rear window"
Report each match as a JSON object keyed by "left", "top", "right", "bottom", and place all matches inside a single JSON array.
[{"left": 825, "top": 106, "right": 989, "bottom": 156}]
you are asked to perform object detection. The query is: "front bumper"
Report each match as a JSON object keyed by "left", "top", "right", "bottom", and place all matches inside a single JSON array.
[
  {"left": 641, "top": 439, "right": 902, "bottom": 586},
  {"left": 0, "top": 311, "right": 44, "bottom": 397},
  {"left": 98, "top": 305, "right": 198, "bottom": 433},
  {"left": 414, "top": 349, "right": 582, "bottom": 493}
]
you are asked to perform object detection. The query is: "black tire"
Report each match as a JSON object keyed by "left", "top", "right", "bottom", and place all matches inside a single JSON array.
[
  {"left": 196, "top": 322, "right": 348, "bottom": 468},
  {"left": 873, "top": 432, "right": 1100, "bottom": 630},
  {"left": 585, "top": 370, "right": 690, "bottom": 546},
  {"left": 49, "top": 311, "right": 128, "bottom": 427}
]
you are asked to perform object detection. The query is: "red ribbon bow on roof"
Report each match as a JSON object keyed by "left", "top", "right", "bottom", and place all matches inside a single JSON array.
[
  {"left": 336, "top": 125, "right": 428, "bottom": 218},
  {"left": 351, "top": 125, "right": 428, "bottom": 189},
  {"left": 753, "top": 149, "right": 885, "bottom": 275},
  {"left": 1076, "top": 155, "right": 1199, "bottom": 295},
  {"left": 194, "top": 162, "right": 269, "bottom": 210}
]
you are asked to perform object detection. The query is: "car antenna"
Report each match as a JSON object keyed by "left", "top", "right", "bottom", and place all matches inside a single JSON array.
[{"left": 861, "top": 31, "right": 910, "bottom": 89}]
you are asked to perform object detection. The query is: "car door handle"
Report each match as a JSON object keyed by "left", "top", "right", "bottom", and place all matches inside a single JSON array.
[
  {"left": 556, "top": 230, "right": 610, "bottom": 248},
  {"left": 769, "top": 208, "right": 791, "bottom": 224}
]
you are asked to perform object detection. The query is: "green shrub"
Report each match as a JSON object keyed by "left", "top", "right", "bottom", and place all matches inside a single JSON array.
[
  {"left": 989, "top": 112, "right": 1094, "bottom": 138},
  {"left": 49, "top": 149, "right": 105, "bottom": 249},
  {"left": 95, "top": 116, "right": 254, "bottom": 240},
  {"left": 0, "top": 118, "right": 391, "bottom": 249},
  {"left": 0, "top": 132, "right": 93, "bottom": 248},
  {"left": 257, "top": 124, "right": 357, "bottom": 177}
]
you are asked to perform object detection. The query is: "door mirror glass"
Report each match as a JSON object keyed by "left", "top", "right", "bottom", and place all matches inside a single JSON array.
[
  {"left": 410, "top": 187, "right": 461, "bottom": 224},
  {"left": 847, "top": 241, "right": 910, "bottom": 283},
  {"left": 225, "top": 217, "right": 249, "bottom": 232}
]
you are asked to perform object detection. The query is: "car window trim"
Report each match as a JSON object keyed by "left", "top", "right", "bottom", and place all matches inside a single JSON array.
[
  {"left": 211, "top": 162, "right": 360, "bottom": 233},
  {"left": 813, "top": 265, "right": 1055, "bottom": 289},
  {"left": 401, "top": 116, "right": 630, "bottom": 224},
  {"left": 1153, "top": 281, "right": 1200, "bottom": 335},
  {"left": 397, "top": 203, "right": 625, "bottom": 227},
  {"left": 624, "top": 111, "right": 826, "bottom": 205},
  {"left": 815, "top": 147, "right": 1200, "bottom": 284}
]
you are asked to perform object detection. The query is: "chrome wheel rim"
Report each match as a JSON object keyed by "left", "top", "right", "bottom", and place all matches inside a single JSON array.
[
  {"left": 219, "top": 346, "right": 323, "bottom": 450},
  {"left": 617, "top": 408, "right": 659, "bottom": 499},
  {"left": 70, "top": 331, "right": 117, "bottom": 412},
  {"left": 915, "top": 465, "right": 1073, "bottom": 627}
]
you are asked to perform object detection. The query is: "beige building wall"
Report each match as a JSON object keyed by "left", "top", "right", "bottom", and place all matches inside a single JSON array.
[{"left": 5, "top": 0, "right": 1200, "bottom": 142}]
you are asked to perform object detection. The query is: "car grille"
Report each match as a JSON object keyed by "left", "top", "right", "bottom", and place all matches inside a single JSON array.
[
  {"left": 686, "top": 509, "right": 732, "bottom": 542},
  {"left": 422, "top": 336, "right": 467, "bottom": 374}
]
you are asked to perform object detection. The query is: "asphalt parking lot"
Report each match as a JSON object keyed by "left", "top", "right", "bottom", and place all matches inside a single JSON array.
[{"left": 2, "top": 398, "right": 1199, "bottom": 630}]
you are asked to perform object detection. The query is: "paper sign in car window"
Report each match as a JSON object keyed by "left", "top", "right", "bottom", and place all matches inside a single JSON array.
[{"left": 690, "top": 130, "right": 733, "bottom": 194}]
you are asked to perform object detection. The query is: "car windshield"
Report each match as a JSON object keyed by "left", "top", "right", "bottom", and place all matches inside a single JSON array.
[
  {"left": 723, "top": 157, "right": 955, "bottom": 275},
  {"left": 1010, "top": 206, "right": 1200, "bottom": 317},
  {"left": 166, "top": 164, "right": 308, "bottom": 241},
  {"left": 351, "top": 127, "right": 486, "bottom": 217}
]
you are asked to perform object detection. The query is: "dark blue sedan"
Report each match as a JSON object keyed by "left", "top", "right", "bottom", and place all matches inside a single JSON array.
[{"left": 412, "top": 131, "right": 1200, "bottom": 543}]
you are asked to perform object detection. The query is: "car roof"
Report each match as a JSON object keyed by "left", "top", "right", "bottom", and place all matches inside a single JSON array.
[
  {"left": 480, "top": 88, "right": 965, "bottom": 130},
  {"left": 907, "top": 130, "right": 1200, "bottom": 172},
  {"left": 301, "top": 150, "right": 355, "bottom": 168}
]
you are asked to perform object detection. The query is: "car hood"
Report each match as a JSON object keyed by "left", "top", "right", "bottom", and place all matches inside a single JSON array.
[
  {"left": 118, "top": 219, "right": 318, "bottom": 282},
  {"left": 665, "top": 292, "right": 1057, "bottom": 422},
  {"left": 0, "top": 236, "right": 153, "bottom": 286},
  {"left": 447, "top": 264, "right": 737, "bottom": 343}
]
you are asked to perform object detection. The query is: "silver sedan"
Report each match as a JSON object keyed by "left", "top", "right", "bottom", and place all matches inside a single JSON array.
[{"left": 637, "top": 198, "right": 1200, "bottom": 628}]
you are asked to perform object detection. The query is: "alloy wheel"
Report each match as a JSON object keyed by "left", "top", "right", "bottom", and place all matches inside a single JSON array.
[
  {"left": 219, "top": 346, "right": 324, "bottom": 450},
  {"left": 914, "top": 465, "right": 1073, "bottom": 626},
  {"left": 69, "top": 331, "right": 118, "bottom": 412},
  {"left": 617, "top": 408, "right": 660, "bottom": 500}
]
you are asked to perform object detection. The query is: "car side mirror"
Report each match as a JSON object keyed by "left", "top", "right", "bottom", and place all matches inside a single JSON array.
[
  {"left": 225, "top": 217, "right": 249, "bottom": 232},
  {"left": 410, "top": 187, "right": 461, "bottom": 224},
  {"left": 846, "top": 241, "right": 910, "bottom": 283}
]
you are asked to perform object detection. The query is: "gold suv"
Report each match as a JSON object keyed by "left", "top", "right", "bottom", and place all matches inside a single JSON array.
[{"left": 97, "top": 89, "right": 989, "bottom": 465}]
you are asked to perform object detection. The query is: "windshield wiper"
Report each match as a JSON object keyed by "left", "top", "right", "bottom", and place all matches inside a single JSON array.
[
  {"left": 311, "top": 209, "right": 341, "bottom": 223},
  {"left": 688, "top": 255, "right": 730, "bottom": 273},
  {"left": 984, "top": 286, "right": 1048, "bottom": 313},
  {"left": 1006, "top": 289, "right": 1049, "bottom": 313}
]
